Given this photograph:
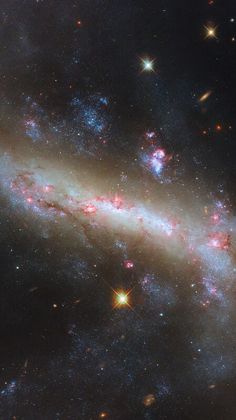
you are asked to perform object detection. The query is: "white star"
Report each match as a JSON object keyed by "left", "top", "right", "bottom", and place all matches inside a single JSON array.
[{"left": 141, "top": 58, "right": 155, "bottom": 72}]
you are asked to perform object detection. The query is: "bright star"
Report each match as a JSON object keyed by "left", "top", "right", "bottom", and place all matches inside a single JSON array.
[
  {"left": 113, "top": 289, "right": 132, "bottom": 308},
  {"left": 117, "top": 293, "right": 128, "bottom": 305},
  {"left": 205, "top": 25, "right": 217, "bottom": 39},
  {"left": 141, "top": 58, "right": 155, "bottom": 72}
]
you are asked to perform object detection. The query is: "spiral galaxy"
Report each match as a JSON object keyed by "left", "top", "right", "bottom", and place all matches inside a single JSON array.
[{"left": 0, "top": 1, "right": 236, "bottom": 419}]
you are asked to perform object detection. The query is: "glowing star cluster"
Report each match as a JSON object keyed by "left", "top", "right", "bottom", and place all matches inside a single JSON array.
[
  {"left": 150, "top": 148, "right": 168, "bottom": 175},
  {"left": 207, "top": 232, "right": 231, "bottom": 250},
  {"left": 141, "top": 133, "right": 172, "bottom": 180},
  {"left": 123, "top": 259, "right": 134, "bottom": 269}
]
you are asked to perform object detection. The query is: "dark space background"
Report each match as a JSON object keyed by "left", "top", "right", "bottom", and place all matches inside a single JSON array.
[{"left": 0, "top": 1, "right": 236, "bottom": 419}]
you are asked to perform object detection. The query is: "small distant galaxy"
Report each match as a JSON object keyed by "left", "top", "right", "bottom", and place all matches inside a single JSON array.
[{"left": 0, "top": 1, "right": 236, "bottom": 419}]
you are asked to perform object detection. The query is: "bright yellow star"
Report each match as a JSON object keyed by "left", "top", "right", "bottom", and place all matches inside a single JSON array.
[{"left": 205, "top": 25, "right": 217, "bottom": 39}]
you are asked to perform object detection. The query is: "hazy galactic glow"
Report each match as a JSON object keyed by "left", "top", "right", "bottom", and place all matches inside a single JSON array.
[{"left": 0, "top": 151, "right": 235, "bottom": 302}]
